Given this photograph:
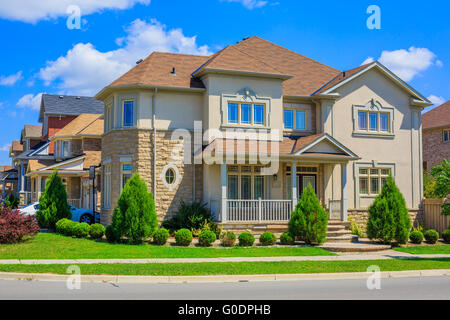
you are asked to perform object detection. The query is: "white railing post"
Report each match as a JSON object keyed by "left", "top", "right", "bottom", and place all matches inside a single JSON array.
[
  {"left": 291, "top": 162, "right": 297, "bottom": 208},
  {"left": 221, "top": 163, "right": 227, "bottom": 222},
  {"left": 340, "top": 163, "right": 348, "bottom": 221},
  {"left": 258, "top": 197, "right": 262, "bottom": 222}
]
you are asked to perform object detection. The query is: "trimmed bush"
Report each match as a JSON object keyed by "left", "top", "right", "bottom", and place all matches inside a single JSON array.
[
  {"left": 424, "top": 229, "right": 439, "bottom": 244},
  {"left": 37, "top": 170, "right": 71, "bottom": 229},
  {"left": 105, "top": 225, "right": 119, "bottom": 243},
  {"left": 175, "top": 228, "right": 193, "bottom": 246},
  {"left": 72, "top": 222, "right": 90, "bottom": 238},
  {"left": 0, "top": 207, "right": 40, "bottom": 244},
  {"left": 280, "top": 232, "right": 294, "bottom": 245},
  {"left": 442, "top": 229, "right": 450, "bottom": 243},
  {"left": 199, "top": 230, "right": 216, "bottom": 247},
  {"left": 220, "top": 232, "right": 236, "bottom": 247},
  {"left": 367, "top": 175, "right": 411, "bottom": 244},
  {"left": 409, "top": 230, "right": 423, "bottom": 244},
  {"left": 89, "top": 224, "right": 105, "bottom": 240},
  {"left": 109, "top": 173, "right": 158, "bottom": 244},
  {"left": 259, "top": 232, "right": 277, "bottom": 246},
  {"left": 153, "top": 228, "right": 170, "bottom": 245},
  {"left": 55, "top": 218, "right": 72, "bottom": 235},
  {"left": 238, "top": 232, "right": 255, "bottom": 247},
  {"left": 288, "top": 184, "right": 328, "bottom": 245}
]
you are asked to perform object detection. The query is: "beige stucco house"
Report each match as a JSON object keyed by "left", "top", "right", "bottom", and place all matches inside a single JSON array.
[{"left": 95, "top": 36, "right": 432, "bottom": 229}]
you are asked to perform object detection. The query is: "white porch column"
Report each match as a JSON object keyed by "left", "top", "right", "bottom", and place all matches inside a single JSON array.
[
  {"left": 221, "top": 163, "right": 227, "bottom": 222},
  {"left": 340, "top": 162, "right": 348, "bottom": 221},
  {"left": 20, "top": 163, "right": 25, "bottom": 192},
  {"left": 37, "top": 176, "right": 42, "bottom": 201},
  {"left": 292, "top": 162, "right": 297, "bottom": 207}
]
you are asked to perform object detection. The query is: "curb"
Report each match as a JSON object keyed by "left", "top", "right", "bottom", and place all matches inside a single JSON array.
[{"left": 0, "top": 269, "right": 448, "bottom": 284}]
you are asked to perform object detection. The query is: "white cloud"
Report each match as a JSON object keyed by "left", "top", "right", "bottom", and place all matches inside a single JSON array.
[
  {"left": 365, "top": 47, "right": 440, "bottom": 82},
  {"left": 0, "top": 143, "right": 11, "bottom": 152},
  {"left": 361, "top": 57, "right": 374, "bottom": 66},
  {"left": 38, "top": 19, "right": 212, "bottom": 96},
  {"left": 17, "top": 93, "right": 42, "bottom": 111},
  {"left": 221, "top": 0, "right": 268, "bottom": 9},
  {"left": 0, "top": 71, "right": 22, "bottom": 86},
  {"left": 0, "top": 0, "right": 150, "bottom": 23},
  {"left": 427, "top": 95, "right": 446, "bottom": 106}
]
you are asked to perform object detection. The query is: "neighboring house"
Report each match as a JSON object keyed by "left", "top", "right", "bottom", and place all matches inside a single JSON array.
[
  {"left": 422, "top": 101, "right": 450, "bottom": 171},
  {"left": 11, "top": 94, "right": 104, "bottom": 206},
  {"left": 26, "top": 113, "right": 103, "bottom": 210},
  {"left": 0, "top": 165, "right": 16, "bottom": 198},
  {"left": 95, "top": 36, "right": 431, "bottom": 228}
]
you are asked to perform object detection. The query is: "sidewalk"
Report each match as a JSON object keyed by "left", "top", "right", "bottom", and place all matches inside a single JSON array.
[{"left": 1, "top": 251, "right": 449, "bottom": 265}]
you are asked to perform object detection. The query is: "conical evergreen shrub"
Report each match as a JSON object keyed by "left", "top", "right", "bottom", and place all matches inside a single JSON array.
[
  {"left": 36, "top": 169, "right": 71, "bottom": 228},
  {"left": 109, "top": 172, "right": 158, "bottom": 244},
  {"left": 288, "top": 184, "right": 328, "bottom": 245},
  {"left": 366, "top": 175, "right": 411, "bottom": 244}
]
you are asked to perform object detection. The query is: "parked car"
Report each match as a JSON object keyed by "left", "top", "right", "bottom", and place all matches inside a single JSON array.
[{"left": 18, "top": 202, "right": 99, "bottom": 224}]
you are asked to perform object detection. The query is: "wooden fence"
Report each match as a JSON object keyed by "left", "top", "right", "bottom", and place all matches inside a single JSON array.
[{"left": 423, "top": 198, "right": 450, "bottom": 235}]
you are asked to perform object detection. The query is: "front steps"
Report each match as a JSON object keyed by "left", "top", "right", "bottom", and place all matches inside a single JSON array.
[{"left": 326, "top": 221, "right": 358, "bottom": 243}]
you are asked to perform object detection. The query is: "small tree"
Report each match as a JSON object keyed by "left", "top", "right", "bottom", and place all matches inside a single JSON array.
[
  {"left": 288, "top": 184, "right": 328, "bottom": 245},
  {"left": 109, "top": 172, "right": 158, "bottom": 244},
  {"left": 36, "top": 169, "right": 71, "bottom": 229},
  {"left": 366, "top": 175, "right": 411, "bottom": 244},
  {"left": 430, "top": 159, "right": 450, "bottom": 216}
]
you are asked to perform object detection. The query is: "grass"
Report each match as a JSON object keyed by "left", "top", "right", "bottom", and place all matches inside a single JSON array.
[
  {"left": 394, "top": 243, "right": 450, "bottom": 255},
  {"left": 0, "top": 233, "right": 334, "bottom": 260},
  {"left": 0, "top": 259, "right": 448, "bottom": 276}
]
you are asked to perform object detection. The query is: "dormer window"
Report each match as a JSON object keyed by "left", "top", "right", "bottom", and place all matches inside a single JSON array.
[{"left": 284, "top": 107, "right": 307, "bottom": 130}]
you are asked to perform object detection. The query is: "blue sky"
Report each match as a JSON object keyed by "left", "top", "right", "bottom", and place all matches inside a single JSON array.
[{"left": 0, "top": 0, "right": 448, "bottom": 164}]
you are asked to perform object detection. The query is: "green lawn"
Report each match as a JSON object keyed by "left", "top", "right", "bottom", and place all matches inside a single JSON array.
[
  {"left": 394, "top": 244, "right": 450, "bottom": 255},
  {"left": 0, "top": 232, "right": 334, "bottom": 259},
  {"left": 0, "top": 259, "right": 448, "bottom": 276}
]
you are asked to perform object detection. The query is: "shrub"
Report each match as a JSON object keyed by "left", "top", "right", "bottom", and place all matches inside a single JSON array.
[
  {"left": 0, "top": 207, "right": 40, "bottom": 244},
  {"left": 63, "top": 221, "right": 78, "bottom": 237},
  {"left": 259, "top": 232, "right": 277, "bottom": 246},
  {"left": 280, "top": 232, "right": 294, "bottom": 245},
  {"left": 72, "top": 222, "right": 90, "bottom": 238},
  {"left": 198, "top": 219, "right": 222, "bottom": 239},
  {"left": 442, "top": 229, "right": 450, "bottom": 243},
  {"left": 109, "top": 173, "right": 158, "bottom": 244},
  {"left": 55, "top": 218, "right": 72, "bottom": 235},
  {"left": 153, "top": 228, "right": 170, "bottom": 245},
  {"left": 175, "top": 228, "right": 193, "bottom": 246},
  {"left": 424, "top": 229, "right": 439, "bottom": 244},
  {"left": 199, "top": 230, "right": 216, "bottom": 247},
  {"left": 288, "top": 184, "right": 328, "bottom": 245},
  {"left": 238, "top": 232, "right": 255, "bottom": 247},
  {"left": 89, "top": 223, "right": 105, "bottom": 240},
  {"left": 409, "top": 230, "right": 424, "bottom": 244},
  {"left": 220, "top": 232, "right": 236, "bottom": 247},
  {"left": 366, "top": 175, "right": 411, "bottom": 244},
  {"left": 349, "top": 218, "right": 364, "bottom": 238},
  {"left": 162, "top": 201, "right": 216, "bottom": 233},
  {"left": 105, "top": 225, "right": 120, "bottom": 243},
  {"left": 36, "top": 169, "right": 71, "bottom": 229},
  {"left": 5, "top": 194, "right": 19, "bottom": 209}
]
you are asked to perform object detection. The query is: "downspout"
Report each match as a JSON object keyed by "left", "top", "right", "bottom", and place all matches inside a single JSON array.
[{"left": 152, "top": 88, "right": 158, "bottom": 200}]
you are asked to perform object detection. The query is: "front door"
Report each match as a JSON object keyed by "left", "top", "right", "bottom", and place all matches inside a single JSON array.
[{"left": 298, "top": 174, "right": 316, "bottom": 198}]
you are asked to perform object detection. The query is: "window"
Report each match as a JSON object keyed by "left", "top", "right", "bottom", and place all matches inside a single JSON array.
[
  {"left": 62, "top": 141, "right": 70, "bottom": 158},
  {"left": 227, "top": 102, "right": 265, "bottom": 126},
  {"left": 227, "top": 165, "right": 265, "bottom": 200},
  {"left": 104, "top": 164, "right": 111, "bottom": 208},
  {"left": 40, "top": 178, "right": 47, "bottom": 192},
  {"left": 121, "top": 162, "right": 132, "bottom": 190},
  {"left": 284, "top": 108, "right": 307, "bottom": 130},
  {"left": 359, "top": 168, "right": 391, "bottom": 196},
  {"left": 444, "top": 129, "right": 450, "bottom": 142},
  {"left": 165, "top": 168, "right": 175, "bottom": 185},
  {"left": 123, "top": 100, "right": 134, "bottom": 127},
  {"left": 357, "top": 111, "right": 390, "bottom": 133}
]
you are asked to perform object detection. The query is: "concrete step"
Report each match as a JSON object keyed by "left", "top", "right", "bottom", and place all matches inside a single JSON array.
[
  {"left": 326, "top": 230, "right": 353, "bottom": 237},
  {"left": 328, "top": 220, "right": 351, "bottom": 227},
  {"left": 325, "top": 235, "right": 358, "bottom": 243},
  {"left": 320, "top": 241, "right": 391, "bottom": 253},
  {"left": 327, "top": 225, "right": 346, "bottom": 231}
]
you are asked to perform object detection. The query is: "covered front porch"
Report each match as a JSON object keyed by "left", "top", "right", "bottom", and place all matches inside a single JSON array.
[{"left": 204, "top": 133, "right": 359, "bottom": 223}]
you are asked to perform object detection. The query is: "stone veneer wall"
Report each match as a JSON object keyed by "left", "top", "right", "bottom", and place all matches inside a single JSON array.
[
  {"left": 348, "top": 208, "right": 425, "bottom": 231},
  {"left": 100, "top": 128, "right": 202, "bottom": 225}
]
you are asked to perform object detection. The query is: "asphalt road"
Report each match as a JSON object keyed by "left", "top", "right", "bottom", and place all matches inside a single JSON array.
[{"left": 0, "top": 276, "right": 449, "bottom": 300}]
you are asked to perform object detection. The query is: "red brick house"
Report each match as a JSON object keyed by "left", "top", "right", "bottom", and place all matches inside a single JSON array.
[{"left": 422, "top": 101, "right": 450, "bottom": 171}]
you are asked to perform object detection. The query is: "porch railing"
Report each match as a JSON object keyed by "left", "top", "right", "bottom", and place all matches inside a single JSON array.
[
  {"left": 68, "top": 199, "right": 81, "bottom": 208},
  {"left": 225, "top": 199, "right": 292, "bottom": 222}
]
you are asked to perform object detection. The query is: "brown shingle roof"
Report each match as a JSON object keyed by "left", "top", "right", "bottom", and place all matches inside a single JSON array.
[
  {"left": 101, "top": 36, "right": 342, "bottom": 97},
  {"left": 27, "top": 159, "right": 56, "bottom": 172},
  {"left": 109, "top": 52, "right": 208, "bottom": 89},
  {"left": 10, "top": 141, "right": 23, "bottom": 152},
  {"left": 53, "top": 114, "right": 103, "bottom": 138},
  {"left": 23, "top": 125, "right": 42, "bottom": 138},
  {"left": 422, "top": 101, "right": 450, "bottom": 130}
]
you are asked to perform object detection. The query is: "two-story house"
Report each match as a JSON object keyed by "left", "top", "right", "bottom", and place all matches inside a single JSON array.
[
  {"left": 422, "top": 101, "right": 450, "bottom": 171},
  {"left": 96, "top": 36, "right": 431, "bottom": 229},
  {"left": 26, "top": 113, "right": 103, "bottom": 217},
  {"left": 12, "top": 94, "right": 104, "bottom": 206}
]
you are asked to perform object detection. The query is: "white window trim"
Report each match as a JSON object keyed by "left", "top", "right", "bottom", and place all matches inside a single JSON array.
[
  {"left": 227, "top": 165, "right": 266, "bottom": 200},
  {"left": 352, "top": 101, "right": 395, "bottom": 138},
  {"left": 120, "top": 161, "right": 132, "bottom": 192},
  {"left": 443, "top": 129, "right": 450, "bottom": 143}
]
